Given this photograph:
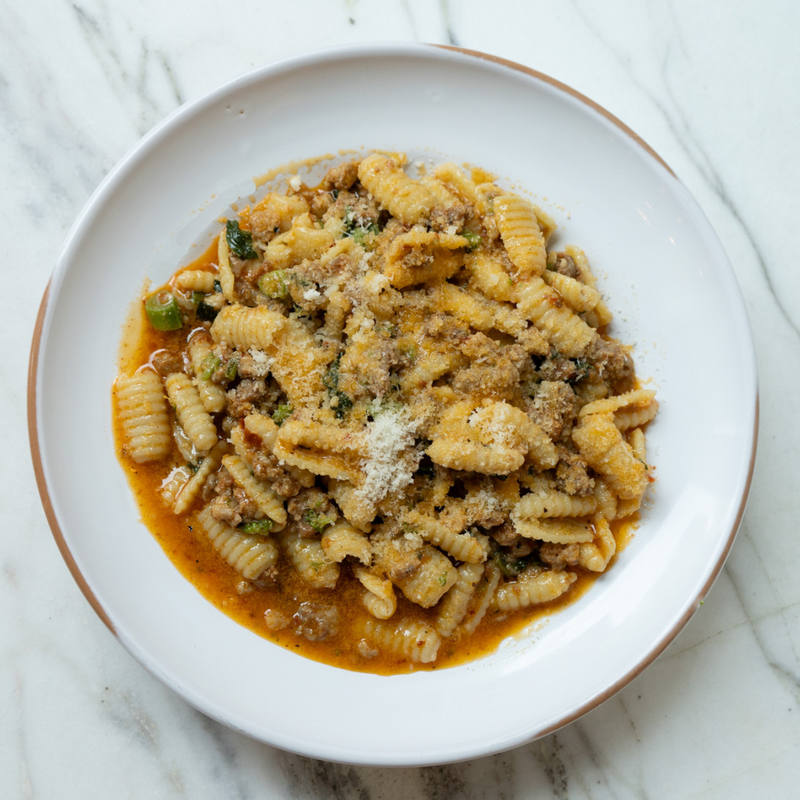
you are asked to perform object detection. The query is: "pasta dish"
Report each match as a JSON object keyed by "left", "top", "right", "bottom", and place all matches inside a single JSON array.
[{"left": 113, "top": 153, "right": 658, "bottom": 672}]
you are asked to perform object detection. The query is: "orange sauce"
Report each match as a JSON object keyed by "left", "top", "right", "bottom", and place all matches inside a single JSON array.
[{"left": 113, "top": 239, "right": 638, "bottom": 675}]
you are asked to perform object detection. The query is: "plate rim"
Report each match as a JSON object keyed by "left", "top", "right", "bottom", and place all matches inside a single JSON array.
[{"left": 27, "top": 41, "right": 760, "bottom": 765}]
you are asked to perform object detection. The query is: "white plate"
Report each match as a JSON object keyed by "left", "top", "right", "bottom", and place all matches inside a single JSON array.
[{"left": 28, "top": 43, "right": 758, "bottom": 766}]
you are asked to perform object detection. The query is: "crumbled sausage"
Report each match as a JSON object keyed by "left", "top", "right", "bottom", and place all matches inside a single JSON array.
[
  {"left": 293, "top": 603, "right": 340, "bottom": 641},
  {"left": 287, "top": 488, "right": 339, "bottom": 538},
  {"left": 539, "top": 542, "right": 580, "bottom": 570},
  {"left": 585, "top": 336, "right": 635, "bottom": 393},
  {"left": 226, "top": 378, "right": 266, "bottom": 418},
  {"left": 554, "top": 446, "right": 595, "bottom": 496},
  {"left": 321, "top": 160, "right": 360, "bottom": 192},
  {"left": 527, "top": 381, "right": 578, "bottom": 442},
  {"left": 150, "top": 348, "right": 185, "bottom": 376}
]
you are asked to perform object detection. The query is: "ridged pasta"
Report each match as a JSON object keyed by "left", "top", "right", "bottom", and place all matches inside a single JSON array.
[
  {"left": 511, "top": 515, "right": 595, "bottom": 544},
  {"left": 273, "top": 420, "right": 364, "bottom": 483},
  {"left": 404, "top": 511, "right": 488, "bottom": 564},
  {"left": 210, "top": 305, "right": 327, "bottom": 406},
  {"left": 513, "top": 490, "right": 597, "bottom": 520},
  {"left": 321, "top": 522, "right": 371, "bottom": 565},
  {"left": 493, "top": 194, "right": 547, "bottom": 277},
  {"left": 116, "top": 370, "right": 172, "bottom": 463},
  {"left": 277, "top": 529, "right": 339, "bottom": 588},
  {"left": 188, "top": 335, "right": 227, "bottom": 413},
  {"left": 197, "top": 505, "right": 278, "bottom": 580},
  {"left": 160, "top": 466, "right": 190, "bottom": 507},
  {"left": 434, "top": 282, "right": 528, "bottom": 338},
  {"left": 354, "top": 567, "right": 396, "bottom": 619},
  {"left": 579, "top": 389, "right": 657, "bottom": 418},
  {"left": 358, "top": 618, "right": 440, "bottom": 664},
  {"left": 357, "top": 154, "right": 436, "bottom": 225},
  {"left": 165, "top": 373, "right": 218, "bottom": 452},
  {"left": 115, "top": 152, "right": 659, "bottom": 672},
  {"left": 614, "top": 402, "right": 659, "bottom": 431},
  {"left": 542, "top": 270, "right": 601, "bottom": 314},
  {"left": 514, "top": 277, "right": 596, "bottom": 357},
  {"left": 284, "top": 212, "right": 335, "bottom": 261},
  {"left": 578, "top": 514, "right": 617, "bottom": 572},
  {"left": 382, "top": 227, "right": 467, "bottom": 288},
  {"left": 436, "top": 562, "right": 485, "bottom": 637},
  {"left": 389, "top": 544, "right": 458, "bottom": 608},
  {"left": 572, "top": 413, "right": 647, "bottom": 500},
  {"left": 173, "top": 440, "right": 229, "bottom": 514},
  {"left": 175, "top": 269, "right": 217, "bottom": 293},
  {"left": 217, "top": 233, "right": 236, "bottom": 302},
  {"left": 593, "top": 477, "right": 618, "bottom": 521},
  {"left": 493, "top": 569, "right": 577, "bottom": 611},
  {"left": 458, "top": 562, "right": 502, "bottom": 636},
  {"left": 221, "top": 454, "right": 287, "bottom": 528}
]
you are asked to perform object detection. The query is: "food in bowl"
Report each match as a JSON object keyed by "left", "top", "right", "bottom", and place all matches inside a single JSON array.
[{"left": 113, "top": 152, "right": 658, "bottom": 673}]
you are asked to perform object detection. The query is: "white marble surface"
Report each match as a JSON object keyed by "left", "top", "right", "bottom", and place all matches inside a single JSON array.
[{"left": 4, "top": 0, "right": 799, "bottom": 796}]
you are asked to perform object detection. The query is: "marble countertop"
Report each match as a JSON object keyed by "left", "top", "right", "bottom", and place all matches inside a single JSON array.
[{"left": 5, "top": 1, "right": 799, "bottom": 797}]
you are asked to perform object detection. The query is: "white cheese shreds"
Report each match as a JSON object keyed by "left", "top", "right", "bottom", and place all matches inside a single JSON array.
[
  {"left": 303, "top": 288, "right": 321, "bottom": 301},
  {"left": 247, "top": 348, "right": 271, "bottom": 377},
  {"left": 353, "top": 407, "right": 420, "bottom": 510},
  {"left": 288, "top": 176, "right": 302, "bottom": 191}
]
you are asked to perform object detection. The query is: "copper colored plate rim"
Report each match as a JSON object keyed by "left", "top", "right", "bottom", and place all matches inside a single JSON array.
[
  {"left": 435, "top": 44, "right": 675, "bottom": 177},
  {"left": 27, "top": 280, "right": 115, "bottom": 633},
  {"left": 25, "top": 43, "right": 758, "bottom": 759}
]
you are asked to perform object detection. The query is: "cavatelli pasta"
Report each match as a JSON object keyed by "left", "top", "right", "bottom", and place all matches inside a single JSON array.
[
  {"left": 357, "top": 618, "right": 441, "bottom": 664},
  {"left": 114, "top": 152, "right": 658, "bottom": 674},
  {"left": 357, "top": 153, "right": 436, "bottom": 225},
  {"left": 277, "top": 529, "right": 339, "bottom": 589},
  {"left": 222, "top": 454, "right": 287, "bottom": 529},
  {"left": 493, "top": 194, "right": 547, "bottom": 277},
  {"left": 493, "top": 569, "right": 577, "bottom": 611},
  {"left": 165, "top": 373, "right": 217, "bottom": 453},
  {"left": 116, "top": 371, "right": 171, "bottom": 463},
  {"left": 436, "top": 563, "right": 485, "bottom": 638},
  {"left": 197, "top": 505, "right": 278, "bottom": 580}
]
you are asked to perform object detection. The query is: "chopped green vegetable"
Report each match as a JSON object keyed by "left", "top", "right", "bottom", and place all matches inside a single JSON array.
[
  {"left": 199, "top": 354, "right": 221, "bottom": 381},
  {"left": 144, "top": 291, "right": 183, "bottom": 331},
  {"left": 343, "top": 206, "right": 379, "bottom": 245},
  {"left": 494, "top": 551, "right": 541, "bottom": 578},
  {"left": 438, "top": 573, "right": 448, "bottom": 586},
  {"left": 272, "top": 404, "right": 294, "bottom": 426},
  {"left": 196, "top": 301, "right": 218, "bottom": 322},
  {"left": 213, "top": 279, "right": 222, "bottom": 292},
  {"left": 224, "top": 356, "right": 239, "bottom": 381},
  {"left": 303, "top": 509, "right": 334, "bottom": 534},
  {"left": 237, "top": 519, "right": 274, "bottom": 534},
  {"left": 569, "top": 358, "right": 593, "bottom": 384},
  {"left": 323, "top": 354, "right": 353, "bottom": 419},
  {"left": 462, "top": 231, "right": 482, "bottom": 251},
  {"left": 258, "top": 269, "right": 288, "bottom": 299},
  {"left": 225, "top": 220, "right": 258, "bottom": 260}
]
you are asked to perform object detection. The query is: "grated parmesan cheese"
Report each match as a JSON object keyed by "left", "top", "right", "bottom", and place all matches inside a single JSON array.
[
  {"left": 353, "top": 407, "right": 420, "bottom": 511},
  {"left": 247, "top": 348, "right": 271, "bottom": 377},
  {"left": 288, "top": 176, "right": 302, "bottom": 192},
  {"left": 303, "top": 287, "right": 321, "bottom": 301}
]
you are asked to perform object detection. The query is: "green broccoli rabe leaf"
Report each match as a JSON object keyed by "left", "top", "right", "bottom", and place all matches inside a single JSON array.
[
  {"left": 226, "top": 220, "right": 258, "bottom": 260},
  {"left": 303, "top": 509, "right": 334, "bottom": 534},
  {"left": 237, "top": 519, "right": 274, "bottom": 534},
  {"left": 272, "top": 404, "right": 294, "bottom": 426},
  {"left": 323, "top": 354, "right": 353, "bottom": 419},
  {"left": 494, "top": 551, "right": 542, "bottom": 579},
  {"left": 461, "top": 231, "right": 482, "bottom": 252}
]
